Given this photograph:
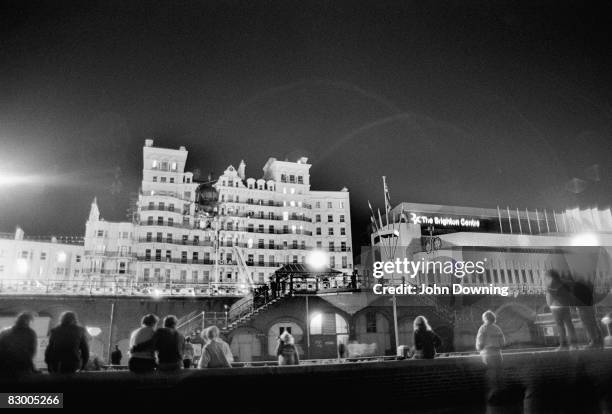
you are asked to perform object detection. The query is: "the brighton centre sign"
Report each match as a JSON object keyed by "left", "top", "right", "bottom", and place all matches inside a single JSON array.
[{"left": 408, "top": 212, "right": 481, "bottom": 228}]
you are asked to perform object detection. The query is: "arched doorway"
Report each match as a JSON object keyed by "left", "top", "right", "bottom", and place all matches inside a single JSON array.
[
  {"left": 267, "top": 321, "right": 304, "bottom": 359},
  {"left": 309, "top": 312, "right": 349, "bottom": 359},
  {"left": 354, "top": 311, "right": 391, "bottom": 356},
  {"left": 230, "top": 328, "right": 262, "bottom": 362},
  {"left": 495, "top": 302, "right": 537, "bottom": 348}
]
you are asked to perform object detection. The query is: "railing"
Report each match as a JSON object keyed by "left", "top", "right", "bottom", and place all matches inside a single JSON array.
[
  {"left": 139, "top": 205, "right": 179, "bottom": 212},
  {"left": 222, "top": 227, "right": 313, "bottom": 236},
  {"left": 222, "top": 199, "right": 312, "bottom": 209},
  {"left": 0, "top": 279, "right": 249, "bottom": 297},
  {"left": 222, "top": 212, "right": 312, "bottom": 223},
  {"left": 137, "top": 238, "right": 214, "bottom": 246},
  {"left": 84, "top": 251, "right": 136, "bottom": 258}
]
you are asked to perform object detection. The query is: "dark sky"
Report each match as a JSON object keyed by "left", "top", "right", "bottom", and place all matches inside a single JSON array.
[{"left": 1, "top": 0, "right": 612, "bottom": 247}]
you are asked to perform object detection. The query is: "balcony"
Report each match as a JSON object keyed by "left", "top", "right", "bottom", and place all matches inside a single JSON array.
[
  {"left": 139, "top": 205, "right": 178, "bottom": 213},
  {"left": 137, "top": 257, "right": 215, "bottom": 265},
  {"left": 137, "top": 237, "right": 213, "bottom": 247}
]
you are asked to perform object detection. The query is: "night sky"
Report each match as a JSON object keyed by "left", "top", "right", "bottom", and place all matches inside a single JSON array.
[{"left": 1, "top": 0, "right": 612, "bottom": 248}]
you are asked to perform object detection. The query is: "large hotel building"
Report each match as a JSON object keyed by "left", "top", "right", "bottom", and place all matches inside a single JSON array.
[{"left": 0, "top": 140, "right": 353, "bottom": 296}]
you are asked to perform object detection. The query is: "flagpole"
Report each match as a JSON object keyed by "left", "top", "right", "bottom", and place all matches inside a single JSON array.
[
  {"left": 497, "top": 206, "right": 503, "bottom": 233},
  {"left": 535, "top": 209, "right": 541, "bottom": 233},
  {"left": 526, "top": 208, "right": 532, "bottom": 234},
  {"left": 516, "top": 207, "right": 523, "bottom": 235},
  {"left": 552, "top": 210, "right": 559, "bottom": 233},
  {"left": 506, "top": 206, "right": 513, "bottom": 234},
  {"left": 544, "top": 209, "right": 550, "bottom": 233}
]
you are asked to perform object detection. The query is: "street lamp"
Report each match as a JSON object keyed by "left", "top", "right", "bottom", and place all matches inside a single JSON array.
[
  {"left": 306, "top": 249, "right": 329, "bottom": 271},
  {"left": 224, "top": 304, "right": 229, "bottom": 329}
]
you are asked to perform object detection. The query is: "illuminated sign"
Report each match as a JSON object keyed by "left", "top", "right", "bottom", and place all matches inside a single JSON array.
[{"left": 408, "top": 213, "right": 480, "bottom": 228}]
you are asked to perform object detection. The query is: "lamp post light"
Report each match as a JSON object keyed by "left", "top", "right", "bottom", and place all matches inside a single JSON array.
[{"left": 224, "top": 304, "right": 229, "bottom": 329}]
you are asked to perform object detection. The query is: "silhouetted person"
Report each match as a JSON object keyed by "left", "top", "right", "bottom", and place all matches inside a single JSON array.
[
  {"left": 476, "top": 310, "right": 506, "bottom": 403},
  {"left": 412, "top": 316, "right": 441, "bottom": 359},
  {"left": 570, "top": 274, "right": 603, "bottom": 349},
  {"left": 45, "top": 311, "right": 89, "bottom": 374},
  {"left": 0, "top": 312, "right": 38, "bottom": 377},
  {"left": 270, "top": 278, "right": 278, "bottom": 299},
  {"left": 544, "top": 269, "right": 577, "bottom": 350},
  {"left": 131, "top": 315, "right": 184, "bottom": 372},
  {"left": 110, "top": 345, "right": 122, "bottom": 365},
  {"left": 275, "top": 331, "right": 300, "bottom": 365},
  {"left": 198, "top": 326, "right": 233, "bottom": 368},
  {"left": 338, "top": 341, "right": 347, "bottom": 359},
  {"left": 183, "top": 336, "right": 194, "bottom": 368},
  {"left": 351, "top": 271, "right": 357, "bottom": 289},
  {"left": 128, "top": 314, "right": 158, "bottom": 373}
]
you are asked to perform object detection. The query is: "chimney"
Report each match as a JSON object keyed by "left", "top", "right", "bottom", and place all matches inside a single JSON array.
[
  {"left": 145, "top": 139, "right": 154, "bottom": 147},
  {"left": 237, "top": 160, "right": 246, "bottom": 180}
]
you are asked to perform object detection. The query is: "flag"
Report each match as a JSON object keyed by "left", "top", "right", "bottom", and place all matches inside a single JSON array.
[{"left": 378, "top": 208, "right": 384, "bottom": 230}]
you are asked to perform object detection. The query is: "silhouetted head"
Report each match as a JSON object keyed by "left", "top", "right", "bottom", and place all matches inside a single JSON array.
[
  {"left": 203, "top": 325, "right": 220, "bottom": 341},
  {"left": 141, "top": 314, "right": 159, "bottom": 327},
  {"left": 185, "top": 336, "right": 191, "bottom": 343},
  {"left": 545, "top": 269, "right": 561, "bottom": 282},
  {"left": 59, "top": 311, "right": 78, "bottom": 327},
  {"left": 413, "top": 315, "right": 431, "bottom": 332},
  {"left": 482, "top": 310, "right": 496, "bottom": 324},
  {"left": 14, "top": 312, "right": 34, "bottom": 330},
  {"left": 163, "top": 315, "right": 177, "bottom": 329}
]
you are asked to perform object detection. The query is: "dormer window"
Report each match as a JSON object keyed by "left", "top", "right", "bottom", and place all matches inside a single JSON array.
[
  {"left": 161, "top": 161, "right": 168, "bottom": 171},
  {"left": 281, "top": 174, "right": 287, "bottom": 183},
  {"left": 297, "top": 176, "right": 303, "bottom": 184},
  {"left": 289, "top": 175, "right": 295, "bottom": 183},
  {"left": 152, "top": 160, "right": 158, "bottom": 169},
  {"left": 171, "top": 162, "right": 177, "bottom": 171}
]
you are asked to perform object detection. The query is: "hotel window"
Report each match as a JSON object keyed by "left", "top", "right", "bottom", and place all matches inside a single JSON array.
[
  {"left": 161, "top": 161, "right": 168, "bottom": 171},
  {"left": 147, "top": 217, "right": 154, "bottom": 225},
  {"left": 159, "top": 202, "right": 165, "bottom": 210},
  {"left": 193, "top": 235, "right": 199, "bottom": 245},
  {"left": 342, "top": 257, "right": 348, "bottom": 269},
  {"left": 268, "top": 225, "right": 274, "bottom": 234},
  {"left": 316, "top": 241, "right": 322, "bottom": 248},
  {"left": 292, "top": 240, "right": 298, "bottom": 249},
  {"left": 119, "top": 262, "right": 126, "bottom": 274},
  {"left": 283, "top": 212, "right": 289, "bottom": 221},
  {"left": 316, "top": 214, "right": 321, "bottom": 222},
  {"left": 340, "top": 202, "right": 345, "bottom": 209},
  {"left": 157, "top": 216, "right": 163, "bottom": 225},
  {"left": 289, "top": 175, "right": 295, "bottom": 183},
  {"left": 145, "top": 249, "right": 151, "bottom": 260},
  {"left": 154, "top": 268, "right": 161, "bottom": 281},
  {"left": 97, "top": 230, "right": 104, "bottom": 237},
  {"left": 247, "top": 254, "right": 254, "bottom": 264},
  {"left": 166, "top": 250, "right": 171, "bottom": 261},
  {"left": 167, "top": 269, "right": 173, "bottom": 283},
  {"left": 203, "top": 271, "right": 210, "bottom": 281},
  {"left": 170, "top": 178, "right": 175, "bottom": 183},
  {"left": 160, "top": 177, "right": 167, "bottom": 183},
  {"left": 341, "top": 242, "right": 346, "bottom": 251},
  {"left": 327, "top": 202, "right": 332, "bottom": 209},
  {"left": 340, "top": 228, "right": 346, "bottom": 236},
  {"left": 155, "top": 249, "right": 162, "bottom": 261},
  {"left": 258, "top": 255, "right": 264, "bottom": 265},
  {"left": 156, "top": 232, "right": 162, "bottom": 242},
  {"left": 152, "top": 160, "right": 158, "bottom": 169},
  {"left": 290, "top": 188, "right": 295, "bottom": 194},
  {"left": 269, "top": 240, "right": 275, "bottom": 249},
  {"left": 300, "top": 241, "right": 306, "bottom": 250},
  {"left": 316, "top": 228, "right": 321, "bottom": 235},
  {"left": 181, "top": 251, "right": 187, "bottom": 263},
  {"left": 76, "top": 255, "right": 81, "bottom": 263},
  {"left": 329, "top": 242, "right": 335, "bottom": 251},
  {"left": 281, "top": 174, "right": 287, "bottom": 183},
  {"left": 269, "top": 255, "right": 275, "bottom": 266},
  {"left": 328, "top": 215, "right": 333, "bottom": 223},
  {"left": 193, "top": 252, "right": 198, "bottom": 262},
  {"left": 167, "top": 233, "right": 172, "bottom": 243},
  {"left": 485, "top": 269, "right": 492, "bottom": 283},
  {"left": 492, "top": 269, "right": 499, "bottom": 283},
  {"left": 192, "top": 270, "right": 198, "bottom": 282},
  {"left": 146, "top": 232, "right": 152, "bottom": 242},
  {"left": 143, "top": 269, "right": 150, "bottom": 282},
  {"left": 340, "top": 215, "right": 345, "bottom": 223},
  {"left": 297, "top": 176, "right": 303, "bottom": 184},
  {"left": 258, "top": 224, "right": 264, "bottom": 233},
  {"left": 152, "top": 176, "right": 158, "bottom": 182},
  {"left": 328, "top": 228, "right": 334, "bottom": 236},
  {"left": 292, "top": 255, "right": 298, "bottom": 264},
  {"left": 40, "top": 252, "right": 47, "bottom": 260},
  {"left": 169, "top": 204, "right": 175, "bottom": 212}
]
